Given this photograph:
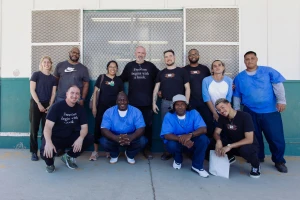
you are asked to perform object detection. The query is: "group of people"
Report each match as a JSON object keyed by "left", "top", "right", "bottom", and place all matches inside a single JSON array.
[{"left": 29, "top": 46, "right": 288, "bottom": 178}]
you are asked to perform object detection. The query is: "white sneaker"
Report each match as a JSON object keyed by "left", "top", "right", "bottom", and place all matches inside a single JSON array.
[
  {"left": 191, "top": 166, "right": 209, "bottom": 178},
  {"left": 110, "top": 156, "right": 119, "bottom": 164},
  {"left": 89, "top": 151, "right": 99, "bottom": 161},
  {"left": 125, "top": 151, "right": 135, "bottom": 164},
  {"left": 173, "top": 160, "right": 181, "bottom": 169}
]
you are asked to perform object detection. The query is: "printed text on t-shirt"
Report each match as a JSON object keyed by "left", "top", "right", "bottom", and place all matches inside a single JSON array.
[
  {"left": 61, "top": 112, "right": 78, "bottom": 124},
  {"left": 131, "top": 68, "right": 149, "bottom": 79}
]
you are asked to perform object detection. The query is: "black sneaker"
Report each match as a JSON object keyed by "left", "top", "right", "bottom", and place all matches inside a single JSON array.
[
  {"left": 249, "top": 166, "right": 261, "bottom": 178},
  {"left": 275, "top": 162, "right": 288, "bottom": 173},
  {"left": 31, "top": 153, "right": 39, "bottom": 161},
  {"left": 46, "top": 165, "right": 55, "bottom": 173},
  {"left": 228, "top": 155, "right": 236, "bottom": 164}
]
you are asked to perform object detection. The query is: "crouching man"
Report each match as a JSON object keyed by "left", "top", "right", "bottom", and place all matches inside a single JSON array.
[
  {"left": 40, "top": 85, "right": 93, "bottom": 173},
  {"left": 100, "top": 92, "right": 147, "bottom": 164},
  {"left": 214, "top": 98, "right": 261, "bottom": 178},
  {"left": 160, "top": 94, "right": 210, "bottom": 178}
]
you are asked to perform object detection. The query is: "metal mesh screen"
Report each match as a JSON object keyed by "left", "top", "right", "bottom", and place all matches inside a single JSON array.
[
  {"left": 186, "top": 45, "right": 239, "bottom": 78},
  {"left": 186, "top": 8, "right": 239, "bottom": 42},
  {"left": 83, "top": 10, "right": 183, "bottom": 79},
  {"left": 31, "top": 45, "right": 80, "bottom": 73},
  {"left": 32, "top": 10, "right": 81, "bottom": 43}
]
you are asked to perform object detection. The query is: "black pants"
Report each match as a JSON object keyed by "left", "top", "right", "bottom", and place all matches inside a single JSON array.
[
  {"left": 190, "top": 101, "right": 214, "bottom": 138},
  {"left": 40, "top": 133, "right": 93, "bottom": 166},
  {"left": 94, "top": 104, "right": 111, "bottom": 144},
  {"left": 29, "top": 99, "right": 49, "bottom": 153},
  {"left": 136, "top": 106, "right": 153, "bottom": 149}
]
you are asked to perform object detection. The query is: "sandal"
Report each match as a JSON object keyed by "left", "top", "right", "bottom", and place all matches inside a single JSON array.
[{"left": 89, "top": 151, "right": 99, "bottom": 161}]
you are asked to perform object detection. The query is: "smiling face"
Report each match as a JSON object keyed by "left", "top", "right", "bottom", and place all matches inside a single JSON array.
[
  {"left": 66, "top": 86, "right": 80, "bottom": 105},
  {"left": 135, "top": 46, "right": 146, "bottom": 64},
  {"left": 107, "top": 62, "right": 118, "bottom": 76},
  {"left": 188, "top": 49, "right": 200, "bottom": 64},
  {"left": 211, "top": 60, "right": 225, "bottom": 75},
  {"left": 174, "top": 101, "right": 187, "bottom": 116},
  {"left": 40, "top": 57, "right": 52, "bottom": 72},
  {"left": 164, "top": 52, "right": 175, "bottom": 66},
  {"left": 69, "top": 47, "right": 80, "bottom": 62},
  {"left": 117, "top": 93, "right": 129, "bottom": 111},
  {"left": 216, "top": 102, "right": 231, "bottom": 117}
]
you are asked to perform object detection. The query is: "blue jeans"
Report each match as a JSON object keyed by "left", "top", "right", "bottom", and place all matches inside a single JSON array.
[
  {"left": 166, "top": 134, "right": 210, "bottom": 169},
  {"left": 99, "top": 136, "right": 148, "bottom": 159},
  {"left": 244, "top": 106, "right": 286, "bottom": 163}
]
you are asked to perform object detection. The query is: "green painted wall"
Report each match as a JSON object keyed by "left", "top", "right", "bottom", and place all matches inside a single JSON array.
[{"left": 1, "top": 78, "right": 300, "bottom": 155}]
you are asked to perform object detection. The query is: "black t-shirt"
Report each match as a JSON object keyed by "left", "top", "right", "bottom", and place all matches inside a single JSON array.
[
  {"left": 47, "top": 101, "right": 87, "bottom": 138},
  {"left": 95, "top": 74, "right": 123, "bottom": 107},
  {"left": 184, "top": 64, "right": 211, "bottom": 104},
  {"left": 30, "top": 71, "right": 57, "bottom": 103},
  {"left": 217, "top": 111, "right": 258, "bottom": 145},
  {"left": 119, "top": 61, "right": 159, "bottom": 107},
  {"left": 156, "top": 67, "right": 189, "bottom": 100}
]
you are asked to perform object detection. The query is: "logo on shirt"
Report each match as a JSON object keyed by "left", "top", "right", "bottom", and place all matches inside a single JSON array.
[
  {"left": 105, "top": 81, "right": 115, "bottom": 86},
  {"left": 64, "top": 67, "right": 76, "bottom": 73},
  {"left": 165, "top": 73, "right": 175, "bottom": 78},
  {"left": 226, "top": 124, "right": 237, "bottom": 130},
  {"left": 190, "top": 70, "right": 200, "bottom": 75}
]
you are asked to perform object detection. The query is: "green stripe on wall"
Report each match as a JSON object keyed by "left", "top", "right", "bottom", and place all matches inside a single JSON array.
[{"left": 1, "top": 78, "right": 300, "bottom": 155}]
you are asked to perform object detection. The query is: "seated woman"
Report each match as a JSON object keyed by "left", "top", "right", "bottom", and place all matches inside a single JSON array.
[
  {"left": 160, "top": 94, "right": 210, "bottom": 178},
  {"left": 202, "top": 60, "right": 233, "bottom": 122}
]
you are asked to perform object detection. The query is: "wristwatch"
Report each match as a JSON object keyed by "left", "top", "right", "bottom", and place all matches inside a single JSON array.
[{"left": 227, "top": 144, "right": 231, "bottom": 147}]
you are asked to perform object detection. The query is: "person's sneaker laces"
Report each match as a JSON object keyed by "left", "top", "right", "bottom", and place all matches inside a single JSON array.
[
  {"left": 191, "top": 166, "right": 209, "bottom": 178},
  {"left": 46, "top": 165, "right": 55, "bottom": 173},
  {"left": 275, "top": 162, "right": 288, "bottom": 173},
  {"left": 125, "top": 151, "right": 135, "bottom": 164},
  {"left": 31, "top": 153, "right": 39, "bottom": 161},
  {"left": 89, "top": 151, "right": 99, "bottom": 161},
  {"left": 173, "top": 160, "right": 181, "bottom": 169},
  {"left": 228, "top": 155, "right": 236, "bottom": 164},
  {"left": 61, "top": 153, "right": 78, "bottom": 169},
  {"left": 249, "top": 166, "right": 261, "bottom": 178}
]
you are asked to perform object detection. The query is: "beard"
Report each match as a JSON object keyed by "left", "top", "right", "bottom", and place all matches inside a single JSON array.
[
  {"left": 166, "top": 62, "right": 175, "bottom": 66},
  {"left": 189, "top": 58, "right": 199, "bottom": 64},
  {"left": 69, "top": 54, "right": 79, "bottom": 62}
]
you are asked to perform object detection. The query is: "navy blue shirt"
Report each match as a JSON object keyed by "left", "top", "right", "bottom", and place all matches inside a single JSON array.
[
  {"left": 47, "top": 101, "right": 87, "bottom": 138},
  {"left": 30, "top": 71, "right": 57, "bottom": 103}
]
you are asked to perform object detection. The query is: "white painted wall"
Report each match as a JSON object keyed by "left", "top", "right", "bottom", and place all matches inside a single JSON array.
[{"left": 0, "top": 0, "right": 299, "bottom": 79}]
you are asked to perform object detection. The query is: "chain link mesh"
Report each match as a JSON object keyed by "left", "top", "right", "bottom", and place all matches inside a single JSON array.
[
  {"left": 186, "top": 8, "right": 239, "bottom": 42},
  {"left": 186, "top": 45, "right": 239, "bottom": 78},
  {"left": 31, "top": 45, "right": 80, "bottom": 74},
  {"left": 83, "top": 10, "right": 183, "bottom": 79},
  {"left": 32, "top": 10, "right": 81, "bottom": 43}
]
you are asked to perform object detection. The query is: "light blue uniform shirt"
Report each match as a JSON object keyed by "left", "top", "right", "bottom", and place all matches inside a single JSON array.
[
  {"left": 202, "top": 75, "right": 233, "bottom": 106},
  {"left": 233, "top": 66, "right": 285, "bottom": 113},
  {"left": 101, "top": 105, "right": 145, "bottom": 135},
  {"left": 160, "top": 110, "right": 206, "bottom": 144}
]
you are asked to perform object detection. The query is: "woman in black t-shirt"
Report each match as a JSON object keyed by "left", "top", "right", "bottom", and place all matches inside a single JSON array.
[
  {"left": 29, "top": 56, "right": 57, "bottom": 161},
  {"left": 90, "top": 60, "right": 123, "bottom": 161}
]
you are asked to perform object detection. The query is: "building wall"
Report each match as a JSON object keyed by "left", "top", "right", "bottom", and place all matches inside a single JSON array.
[{"left": 1, "top": 0, "right": 300, "bottom": 153}]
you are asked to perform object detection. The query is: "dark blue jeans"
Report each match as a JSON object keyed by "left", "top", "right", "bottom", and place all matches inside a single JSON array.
[
  {"left": 166, "top": 134, "right": 210, "bottom": 169},
  {"left": 99, "top": 136, "right": 148, "bottom": 159},
  {"left": 243, "top": 106, "right": 286, "bottom": 163}
]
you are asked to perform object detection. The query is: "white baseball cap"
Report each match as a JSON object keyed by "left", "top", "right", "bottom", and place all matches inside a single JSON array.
[{"left": 172, "top": 94, "right": 188, "bottom": 108}]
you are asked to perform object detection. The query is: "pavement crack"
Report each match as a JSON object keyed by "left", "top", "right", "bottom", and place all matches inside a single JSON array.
[{"left": 148, "top": 160, "right": 156, "bottom": 200}]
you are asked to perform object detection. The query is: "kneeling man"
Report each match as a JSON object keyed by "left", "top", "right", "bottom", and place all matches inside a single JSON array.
[
  {"left": 214, "top": 98, "right": 261, "bottom": 178},
  {"left": 41, "top": 85, "right": 93, "bottom": 173},
  {"left": 160, "top": 94, "right": 210, "bottom": 178},
  {"left": 100, "top": 92, "right": 147, "bottom": 164}
]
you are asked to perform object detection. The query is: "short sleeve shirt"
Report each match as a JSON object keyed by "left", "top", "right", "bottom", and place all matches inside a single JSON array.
[
  {"left": 160, "top": 110, "right": 206, "bottom": 143},
  {"left": 156, "top": 67, "right": 189, "bottom": 100},
  {"left": 217, "top": 111, "right": 258, "bottom": 144},
  {"left": 101, "top": 105, "right": 146, "bottom": 135},
  {"left": 54, "top": 61, "right": 90, "bottom": 98},
  {"left": 30, "top": 71, "right": 57, "bottom": 103},
  {"left": 119, "top": 61, "right": 159, "bottom": 107},
  {"left": 46, "top": 100, "right": 87, "bottom": 138}
]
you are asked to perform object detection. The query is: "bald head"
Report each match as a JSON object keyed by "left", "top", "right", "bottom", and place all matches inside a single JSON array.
[
  {"left": 135, "top": 46, "right": 146, "bottom": 64},
  {"left": 69, "top": 47, "right": 80, "bottom": 63}
]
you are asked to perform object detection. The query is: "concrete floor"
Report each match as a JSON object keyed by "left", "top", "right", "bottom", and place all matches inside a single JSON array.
[{"left": 0, "top": 149, "right": 299, "bottom": 200}]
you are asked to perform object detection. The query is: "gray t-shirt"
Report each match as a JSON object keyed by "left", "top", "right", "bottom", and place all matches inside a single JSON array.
[{"left": 54, "top": 60, "right": 90, "bottom": 98}]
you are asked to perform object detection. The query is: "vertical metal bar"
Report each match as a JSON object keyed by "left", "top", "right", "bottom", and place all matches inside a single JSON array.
[
  {"left": 80, "top": 9, "right": 84, "bottom": 64},
  {"left": 183, "top": 8, "right": 186, "bottom": 66}
]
